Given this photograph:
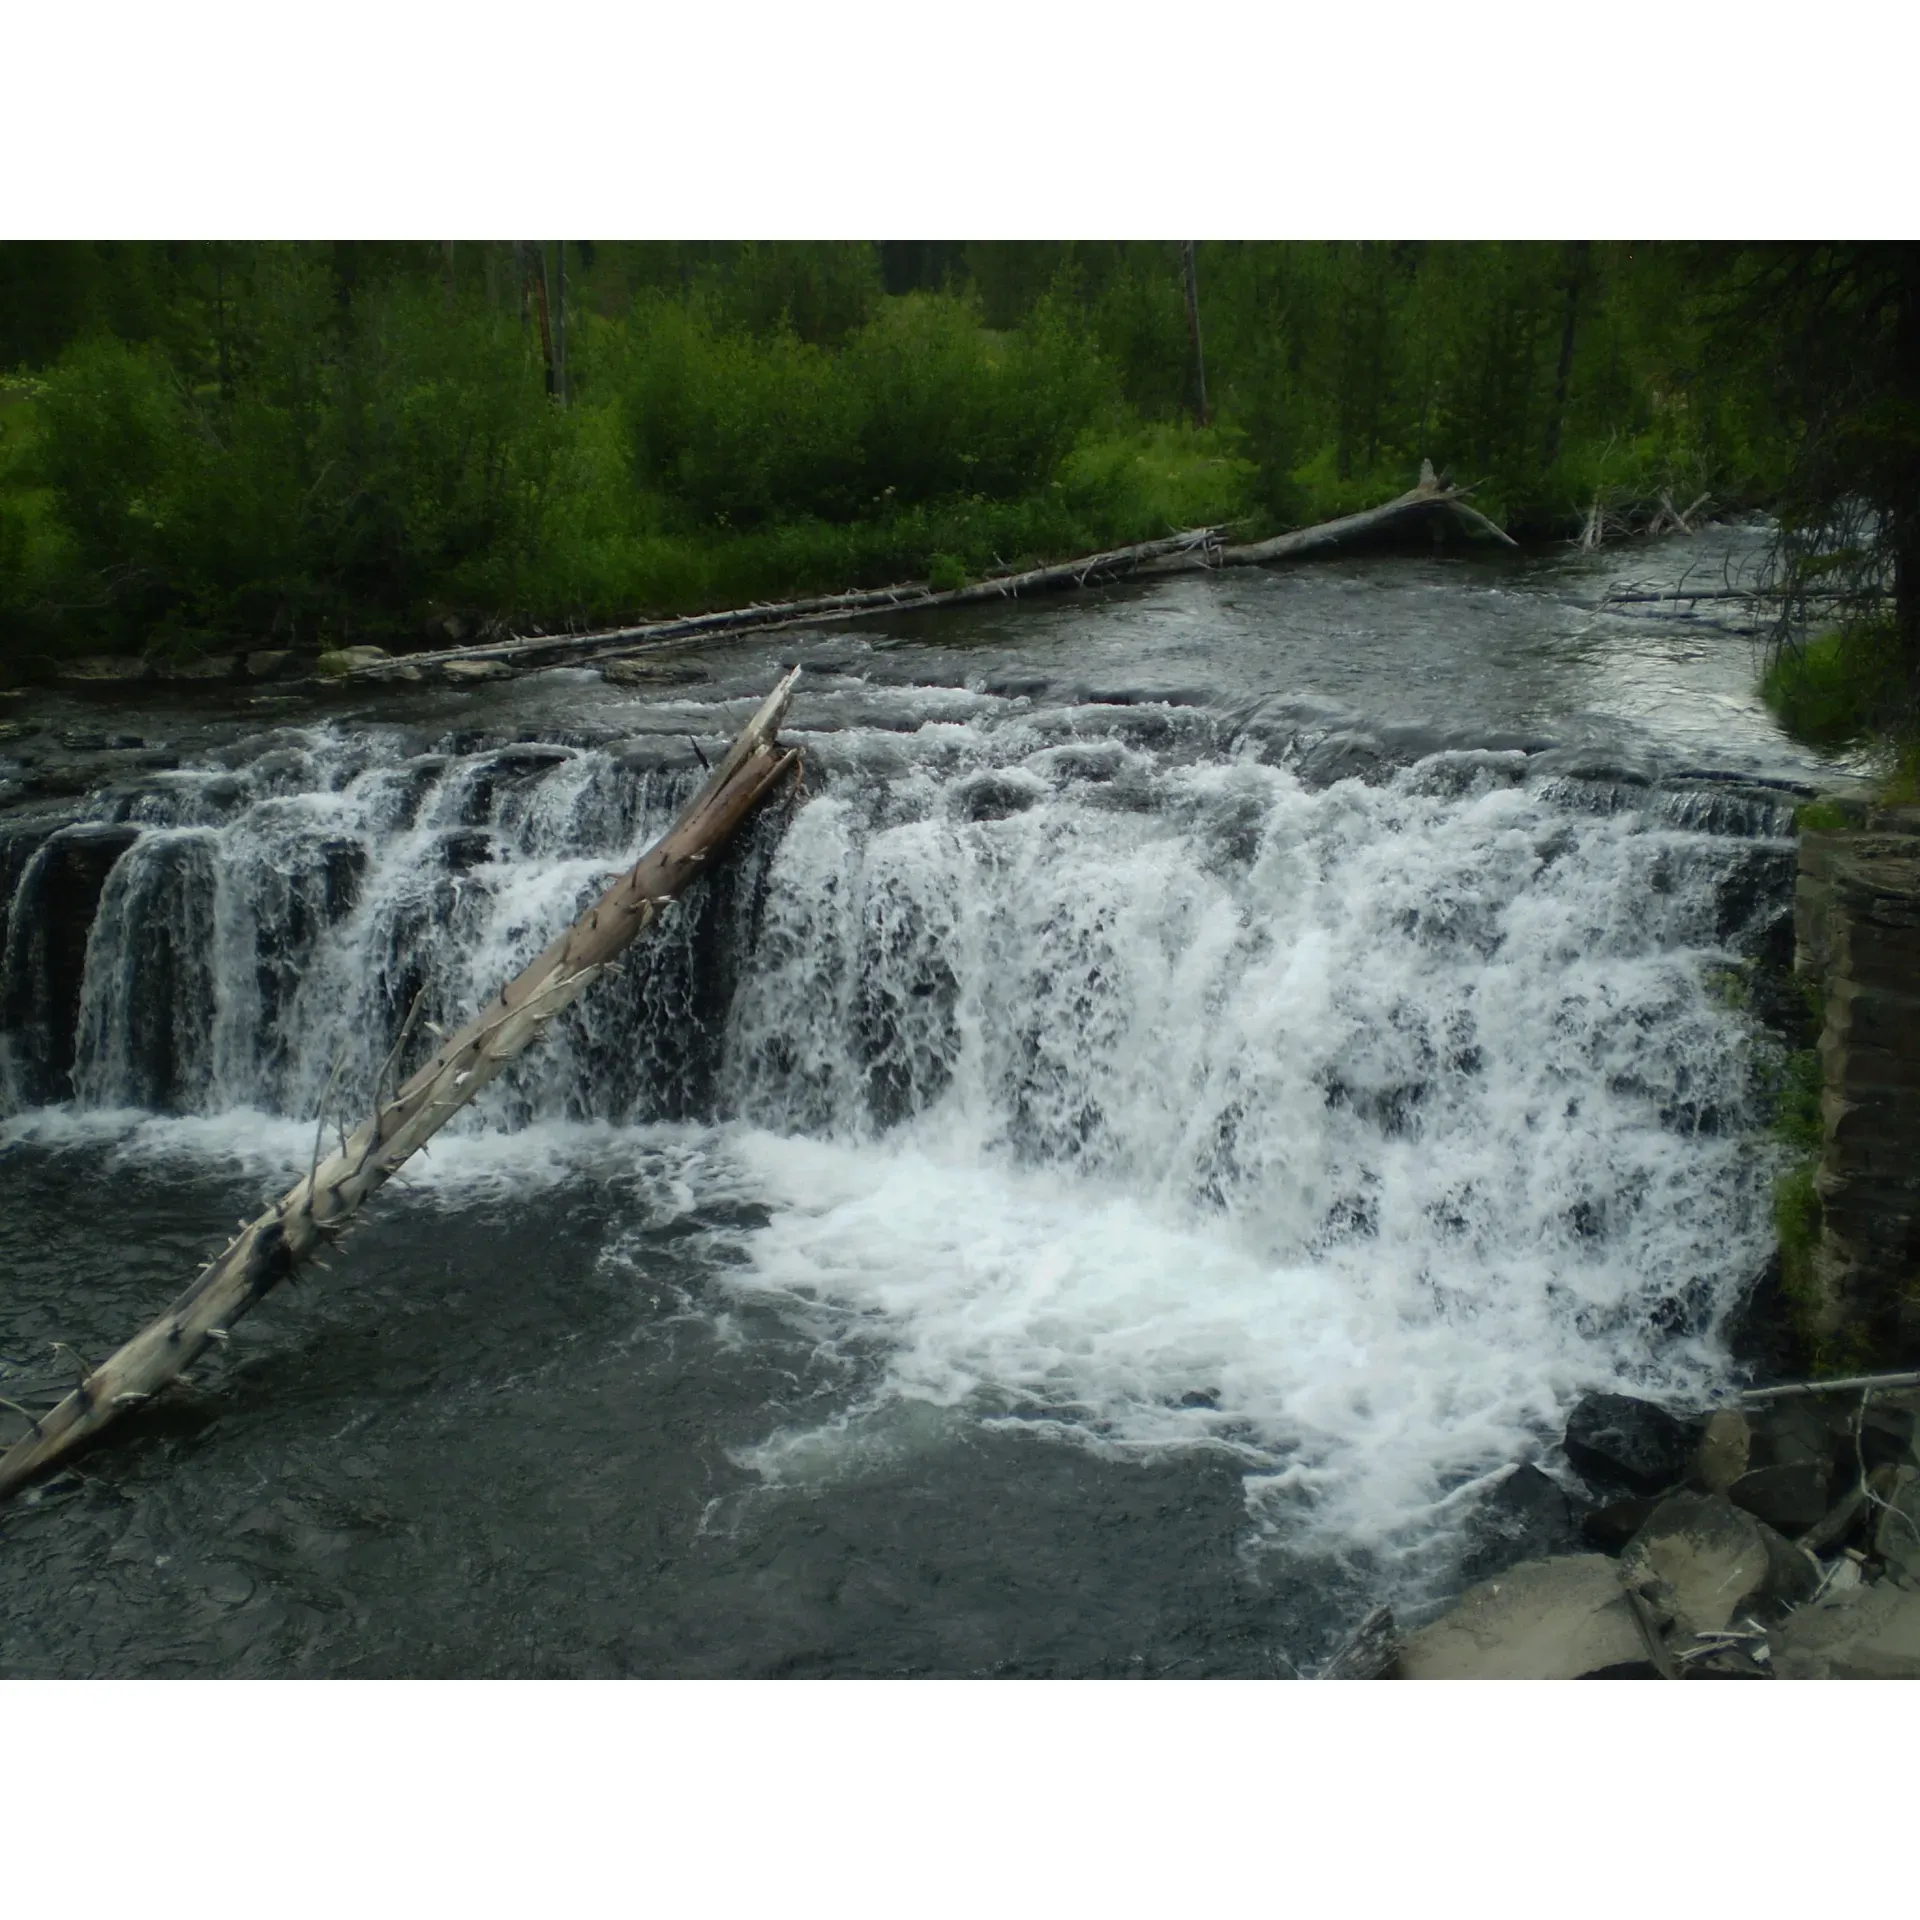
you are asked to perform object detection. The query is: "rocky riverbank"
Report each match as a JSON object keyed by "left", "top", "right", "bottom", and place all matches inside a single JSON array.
[{"left": 1336, "top": 1383, "right": 1920, "bottom": 1677}]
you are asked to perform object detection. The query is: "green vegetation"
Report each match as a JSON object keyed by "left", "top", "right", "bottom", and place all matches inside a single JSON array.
[{"left": 0, "top": 240, "right": 1820, "bottom": 669}]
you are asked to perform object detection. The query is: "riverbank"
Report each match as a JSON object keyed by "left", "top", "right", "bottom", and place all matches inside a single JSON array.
[{"left": 1338, "top": 1379, "right": 1920, "bottom": 1678}]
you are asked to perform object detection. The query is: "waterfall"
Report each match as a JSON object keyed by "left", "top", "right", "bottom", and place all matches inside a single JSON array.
[{"left": 0, "top": 686, "right": 1799, "bottom": 1556}]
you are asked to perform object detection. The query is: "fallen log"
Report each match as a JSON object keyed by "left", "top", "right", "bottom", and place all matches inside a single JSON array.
[
  {"left": 347, "top": 467, "right": 1520, "bottom": 686},
  {"left": 347, "top": 529, "right": 1228, "bottom": 681},
  {"left": 0, "top": 668, "right": 805, "bottom": 1503},
  {"left": 1218, "top": 464, "right": 1518, "bottom": 565}
]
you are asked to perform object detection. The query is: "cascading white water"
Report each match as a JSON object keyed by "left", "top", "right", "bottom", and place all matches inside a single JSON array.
[{"left": 1, "top": 689, "right": 1796, "bottom": 1568}]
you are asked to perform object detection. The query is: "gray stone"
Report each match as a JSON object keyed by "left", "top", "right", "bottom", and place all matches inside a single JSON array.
[
  {"left": 1729, "top": 1461, "right": 1832, "bottom": 1534},
  {"left": 438, "top": 659, "right": 509, "bottom": 684},
  {"left": 1873, "top": 1465, "right": 1920, "bottom": 1586},
  {"left": 55, "top": 653, "right": 152, "bottom": 684},
  {"left": 1619, "top": 1492, "right": 1775, "bottom": 1638},
  {"left": 316, "top": 646, "right": 391, "bottom": 676},
  {"left": 1773, "top": 1581, "right": 1920, "bottom": 1678},
  {"left": 1695, "top": 1409, "right": 1752, "bottom": 1493},
  {"left": 601, "top": 657, "right": 709, "bottom": 688},
  {"left": 157, "top": 653, "right": 237, "bottom": 682},
  {"left": 245, "top": 649, "right": 293, "bottom": 680},
  {"left": 1398, "top": 1555, "right": 1645, "bottom": 1679}
]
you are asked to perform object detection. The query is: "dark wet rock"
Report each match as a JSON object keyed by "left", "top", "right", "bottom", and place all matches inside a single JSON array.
[
  {"left": 951, "top": 770, "right": 1045, "bottom": 823},
  {"left": 1772, "top": 1580, "right": 1920, "bottom": 1678},
  {"left": 0, "top": 821, "right": 142, "bottom": 1101},
  {"left": 1712, "top": 844, "right": 1795, "bottom": 944},
  {"left": 1747, "top": 1399, "right": 1854, "bottom": 1483},
  {"left": 1618, "top": 1492, "right": 1779, "bottom": 1638},
  {"left": 1582, "top": 1494, "right": 1664, "bottom": 1553},
  {"left": 245, "top": 649, "right": 294, "bottom": 680},
  {"left": 978, "top": 669, "right": 1058, "bottom": 701},
  {"left": 1723, "top": 1254, "right": 1816, "bottom": 1383},
  {"left": 1860, "top": 1391, "right": 1920, "bottom": 1473},
  {"left": 1728, "top": 1461, "right": 1832, "bottom": 1535},
  {"left": 1025, "top": 742, "right": 1128, "bottom": 785},
  {"left": 1563, "top": 1392, "right": 1693, "bottom": 1495},
  {"left": 439, "top": 828, "right": 497, "bottom": 874},
  {"left": 1459, "top": 1464, "right": 1583, "bottom": 1582},
  {"left": 1693, "top": 1409, "right": 1752, "bottom": 1493},
  {"left": 1296, "top": 730, "right": 1389, "bottom": 789},
  {"left": 1526, "top": 746, "right": 1655, "bottom": 786},
  {"left": 1080, "top": 679, "right": 1213, "bottom": 710},
  {"left": 1398, "top": 1554, "right": 1644, "bottom": 1679}
]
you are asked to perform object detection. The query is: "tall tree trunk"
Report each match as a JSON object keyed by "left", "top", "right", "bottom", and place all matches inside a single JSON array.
[
  {"left": 1895, "top": 244, "right": 1920, "bottom": 719},
  {"left": 553, "top": 241, "right": 568, "bottom": 406},
  {"left": 1543, "top": 240, "right": 1590, "bottom": 469},
  {"left": 1181, "top": 241, "right": 1211, "bottom": 427},
  {"left": 529, "top": 244, "right": 557, "bottom": 398}
]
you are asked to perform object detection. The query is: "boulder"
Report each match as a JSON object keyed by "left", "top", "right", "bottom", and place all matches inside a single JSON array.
[
  {"left": 316, "top": 646, "right": 391, "bottom": 676},
  {"left": 1694, "top": 1409, "right": 1752, "bottom": 1494},
  {"left": 1860, "top": 1391, "right": 1920, "bottom": 1473},
  {"left": 1772, "top": 1581, "right": 1920, "bottom": 1679},
  {"left": 245, "top": 649, "right": 294, "bottom": 680},
  {"left": 1748, "top": 1399, "right": 1853, "bottom": 1481},
  {"left": 1582, "top": 1495, "right": 1663, "bottom": 1554},
  {"left": 1728, "top": 1461, "right": 1832, "bottom": 1535},
  {"left": 55, "top": 654, "right": 152, "bottom": 684},
  {"left": 157, "top": 654, "right": 237, "bottom": 682},
  {"left": 1398, "top": 1555, "right": 1645, "bottom": 1679},
  {"left": 1459, "top": 1464, "right": 1583, "bottom": 1582},
  {"left": 438, "top": 659, "right": 509, "bottom": 684},
  {"left": 1874, "top": 1465, "right": 1920, "bottom": 1586},
  {"left": 1564, "top": 1392, "right": 1693, "bottom": 1495},
  {"left": 1619, "top": 1492, "right": 1777, "bottom": 1639}
]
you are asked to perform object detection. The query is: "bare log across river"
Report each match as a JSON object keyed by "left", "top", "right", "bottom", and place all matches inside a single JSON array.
[
  {"left": 0, "top": 670, "right": 805, "bottom": 1502},
  {"left": 346, "top": 467, "right": 1518, "bottom": 684}
]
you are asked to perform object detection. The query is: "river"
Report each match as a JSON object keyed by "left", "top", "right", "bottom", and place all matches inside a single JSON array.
[{"left": 0, "top": 525, "right": 1864, "bottom": 1675}]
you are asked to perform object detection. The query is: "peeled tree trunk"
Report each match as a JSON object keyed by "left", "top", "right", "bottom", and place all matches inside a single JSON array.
[{"left": 0, "top": 670, "right": 804, "bottom": 1503}]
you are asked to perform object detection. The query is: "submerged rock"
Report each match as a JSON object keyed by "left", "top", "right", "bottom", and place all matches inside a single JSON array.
[
  {"left": 1398, "top": 1555, "right": 1645, "bottom": 1680},
  {"left": 1564, "top": 1392, "right": 1693, "bottom": 1495}
]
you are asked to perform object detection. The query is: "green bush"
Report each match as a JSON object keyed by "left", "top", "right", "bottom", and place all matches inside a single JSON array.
[{"left": 1761, "top": 627, "right": 1900, "bottom": 745}]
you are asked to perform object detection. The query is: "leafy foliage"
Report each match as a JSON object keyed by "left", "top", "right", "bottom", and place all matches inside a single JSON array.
[{"left": 0, "top": 239, "right": 1883, "bottom": 663}]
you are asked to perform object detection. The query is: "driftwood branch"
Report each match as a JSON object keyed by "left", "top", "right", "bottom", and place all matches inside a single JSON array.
[
  {"left": 1319, "top": 1603, "right": 1401, "bottom": 1678},
  {"left": 0, "top": 669, "right": 805, "bottom": 1503},
  {"left": 1738, "top": 1368, "right": 1920, "bottom": 1404}
]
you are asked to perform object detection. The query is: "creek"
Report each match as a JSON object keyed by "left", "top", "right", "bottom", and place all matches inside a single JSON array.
[{"left": 0, "top": 525, "right": 1865, "bottom": 1675}]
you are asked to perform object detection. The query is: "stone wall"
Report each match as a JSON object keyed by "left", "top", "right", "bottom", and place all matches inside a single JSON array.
[{"left": 1795, "top": 805, "right": 1920, "bottom": 1366}]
